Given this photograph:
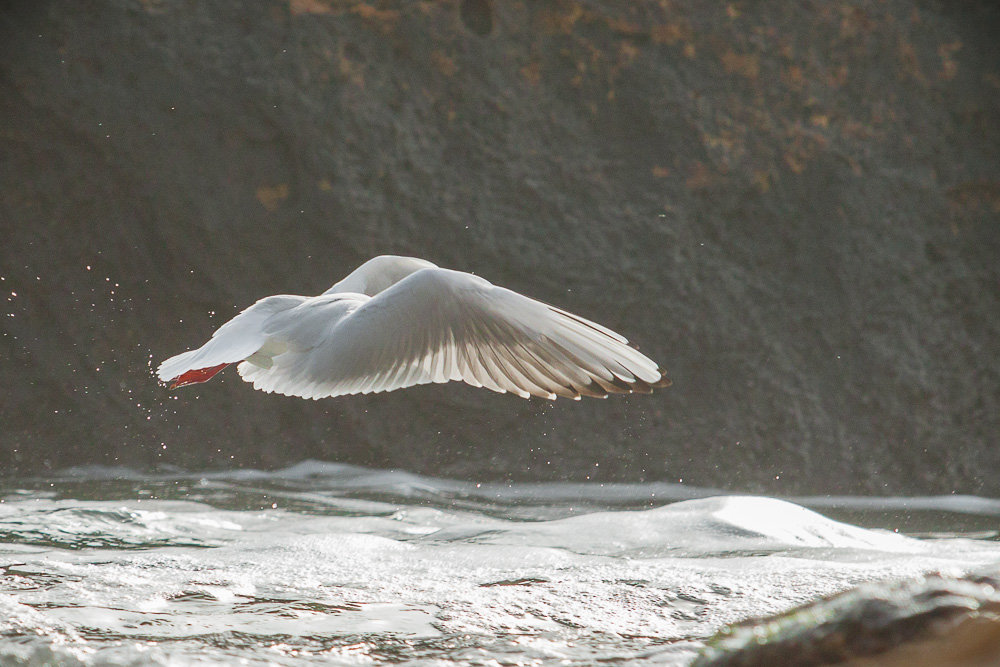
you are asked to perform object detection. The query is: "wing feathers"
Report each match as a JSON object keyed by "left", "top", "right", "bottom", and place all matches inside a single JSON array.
[{"left": 222, "top": 268, "right": 667, "bottom": 401}]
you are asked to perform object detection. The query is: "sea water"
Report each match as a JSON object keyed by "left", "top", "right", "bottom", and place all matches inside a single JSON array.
[{"left": 1, "top": 461, "right": 998, "bottom": 665}]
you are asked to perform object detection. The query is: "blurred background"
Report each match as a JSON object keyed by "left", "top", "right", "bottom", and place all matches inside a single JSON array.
[{"left": 1, "top": 0, "right": 997, "bottom": 495}]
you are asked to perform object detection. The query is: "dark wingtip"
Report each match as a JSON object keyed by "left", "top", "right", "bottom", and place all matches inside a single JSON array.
[
  {"left": 651, "top": 371, "right": 672, "bottom": 388},
  {"left": 630, "top": 380, "right": 654, "bottom": 394},
  {"left": 578, "top": 381, "right": 610, "bottom": 399}
]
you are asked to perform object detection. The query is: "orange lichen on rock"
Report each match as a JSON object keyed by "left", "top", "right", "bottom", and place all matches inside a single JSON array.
[
  {"left": 256, "top": 184, "right": 289, "bottom": 212},
  {"left": 521, "top": 61, "right": 541, "bottom": 86},
  {"left": 721, "top": 50, "right": 760, "bottom": 80},
  {"left": 938, "top": 41, "right": 962, "bottom": 81},
  {"left": 431, "top": 50, "right": 458, "bottom": 78},
  {"left": 289, "top": 0, "right": 334, "bottom": 15},
  {"left": 686, "top": 161, "right": 714, "bottom": 190}
]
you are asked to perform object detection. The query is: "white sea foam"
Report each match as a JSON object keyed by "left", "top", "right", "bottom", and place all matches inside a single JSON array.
[{"left": 1, "top": 464, "right": 998, "bottom": 666}]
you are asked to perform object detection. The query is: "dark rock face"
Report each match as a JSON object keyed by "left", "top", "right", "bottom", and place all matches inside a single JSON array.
[{"left": 1, "top": 1, "right": 998, "bottom": 493}]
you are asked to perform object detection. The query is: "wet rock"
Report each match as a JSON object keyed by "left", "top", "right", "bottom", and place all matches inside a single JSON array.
[
  {"left": 695, "top": 571, "right": 1000, "bottom": 667},
  {"left": 1, "top": 1, "right": 998, "bottom": 493}
]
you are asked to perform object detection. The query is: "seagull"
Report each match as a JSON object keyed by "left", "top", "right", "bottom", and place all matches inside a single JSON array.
[{"left": 157, "top": 255, "right": 670, "bottom": 400}]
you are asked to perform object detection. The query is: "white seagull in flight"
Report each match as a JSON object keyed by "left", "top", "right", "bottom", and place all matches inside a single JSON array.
[{"left": 157, "top": 255, "right": 670, "bottom": 400}]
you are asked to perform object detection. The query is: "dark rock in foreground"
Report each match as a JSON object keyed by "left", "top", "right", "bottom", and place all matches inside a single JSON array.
[{"left": 695, "top": 570, "right": 1000, "bottom": 667}]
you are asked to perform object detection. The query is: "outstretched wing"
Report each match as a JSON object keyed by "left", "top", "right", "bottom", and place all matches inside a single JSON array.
[{"left": 237, "top": 268, "right": 669, "bottom": 400}]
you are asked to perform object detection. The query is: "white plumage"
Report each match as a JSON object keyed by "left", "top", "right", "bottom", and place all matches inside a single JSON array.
[{"left": 157, "top": 255, "right": 670, "bottom": 400}]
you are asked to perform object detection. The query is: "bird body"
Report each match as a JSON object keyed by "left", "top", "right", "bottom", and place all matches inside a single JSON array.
[{"left": 157, "top": 255, "right": 669, "bottom": 400}]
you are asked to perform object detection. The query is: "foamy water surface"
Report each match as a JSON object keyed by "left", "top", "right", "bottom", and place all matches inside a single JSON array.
[{"left": 1, "top": 461, "right": 998, "bottom": 665}]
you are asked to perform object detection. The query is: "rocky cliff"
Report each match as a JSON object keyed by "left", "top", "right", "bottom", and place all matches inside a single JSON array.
[{"left": 2, "top": 0, "right": 998, "bottom": 494}]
